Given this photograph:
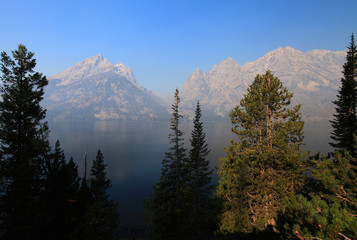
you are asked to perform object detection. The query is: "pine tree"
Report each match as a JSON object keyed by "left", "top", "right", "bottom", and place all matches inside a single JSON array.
[
  {"left": 65, "top": 156, "right": 81, "bottom": 204},
  {"left": 186, "top": 101, "right": 213, "bottom": 239},
  {"left": 0, "top": 45, "right": 49, "bottom": 239},
  {"left": 89, "top": 150, "right": 111, "bottom": 200},
  {"left": 40, "top": 140, "right": 81, "bottom": 240},
  {"left": 330, "top": 34, "right": 357, "bottom": 155},
  {"left": 216, "top": 70, "right": 307, "bottom": 236},
  {"left": 75, "top": 150, "right": 119, "bottom": 240},
  {"left": 64, "top": 156, "right": 82, "bottom": 238},
  {"left": 282, "top": 150, "right": 357, "bottom": 239},
  {"left": 144, "top": 88, "right": 189, "bottom": 240}
]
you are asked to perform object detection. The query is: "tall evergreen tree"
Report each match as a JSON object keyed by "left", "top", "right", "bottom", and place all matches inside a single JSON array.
[
  {"left": 330, "top": 34, "right": 357, "bottom": 155},
  {"left": 144, "top": 88, "right": 189, "bottom": 240},
  {"left": 0, "top": 45, "right": 49, "bottom": 239},
  {"left": 40, "top": 140, "right": 81, "bottom": 240},
  {"left": 74, "top": 150, "right": 119, "bottom": 240},
  {"left": 216, "top": 70, "right": 307, "bottom": 236},
  {"left": 186, "top": 101, "right": 213, "bottom": 239}
]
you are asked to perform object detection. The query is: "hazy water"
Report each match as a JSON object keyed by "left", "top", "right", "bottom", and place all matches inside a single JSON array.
[{"left": 47, "top": 119, "right": 332, "bottom": 228}]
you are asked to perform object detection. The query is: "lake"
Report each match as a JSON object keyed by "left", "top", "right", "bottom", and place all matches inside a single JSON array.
[{"left": 47, "top": 119, "right": 333, "bottom": 230}]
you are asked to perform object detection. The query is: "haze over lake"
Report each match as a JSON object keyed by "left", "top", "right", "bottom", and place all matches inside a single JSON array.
[{"left": 47, "top": 119, "right": 332, "bottom": 228}]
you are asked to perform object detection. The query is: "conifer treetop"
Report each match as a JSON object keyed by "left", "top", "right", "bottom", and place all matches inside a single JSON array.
[
  {"left": 217, "top": 70, "right": 306, "bottom": 234},
  {"left": 330, "top": 34, "right": 357, "bottom": 154}
]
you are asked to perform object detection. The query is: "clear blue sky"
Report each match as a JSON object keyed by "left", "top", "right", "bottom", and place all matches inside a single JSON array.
[{"left": 1, "top": 0, "right": 356, "bottom": 98}]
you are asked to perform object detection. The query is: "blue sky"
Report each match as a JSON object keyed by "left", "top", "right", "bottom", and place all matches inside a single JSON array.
[{"left": 1, "top": 0, "right": 356, "bottom": 98}]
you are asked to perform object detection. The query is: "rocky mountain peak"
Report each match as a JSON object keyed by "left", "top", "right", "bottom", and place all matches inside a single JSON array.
[
  {"left": 218, "top": 57, "right": 240, "bottom": 69},
  {"left": 192, "top": 68, "right": 202, "bottom": 76},
  {"left": 206, "top": 57, "right": 241, "bottom": 79},
  {"left": 113, "top": 62, "right": 137, "bottom": 85},
  {"left": 272, "top": 46, "right": 301, "bottom": 54},
  {"left": 49, "top": 54, "right": 135, "bottom": 86},
  {"left": 263, "top": 46, "right": 304, "bottom": 60},
  {"left": 43, "top": 55, "right": 168, "bottom": 120},
  {"left": 71, "top": 53, "right": 111, "bottom": 73},
  {"left": 84, "top": 53, "right": 104, "bottom": 64}
]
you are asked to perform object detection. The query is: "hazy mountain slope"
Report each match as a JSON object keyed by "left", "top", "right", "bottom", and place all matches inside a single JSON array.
[
  {"left": 181, "top": 47, "right": 346, "bottom": 121},
  {"left": 43, "top": 54, "right": 169, "bottom": 120}
]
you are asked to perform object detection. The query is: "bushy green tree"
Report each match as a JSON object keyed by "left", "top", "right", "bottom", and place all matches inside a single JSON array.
[
  {"left": 282, "top": 151, "right": 357, "bottom": 239},
  {"left": 330, "top": 34, "right": 357, "bottom": 155},
  {"left": 216, "top": 70, "right": 307, "bottom": 236},
  {"left": 144, "top": 88, "right": 189, "bottom": 240},
  {"left": 0, "top": 45, "right": 49, "bottom": 239},
  {"left": 186, "top": 101, "right": 214, "bottom": 239}
]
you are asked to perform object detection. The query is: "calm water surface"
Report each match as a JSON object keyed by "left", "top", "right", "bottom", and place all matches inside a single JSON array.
[{"left": 47, "top": 119, "right": 332, "bottom": 228}]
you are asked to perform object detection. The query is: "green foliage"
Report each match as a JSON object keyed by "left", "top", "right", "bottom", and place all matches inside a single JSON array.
[
  {"left": 281, "top": 34, "right": 357, "bottom": 240},
  {"left": 330, "top": 34, "right": 357, "bottom": 155},
  {"left": 216, "top": 70, "right": 307, "bottom": 235},
  {"left": 0, "top": 44, "right": 49, "bottom": 239},
  {"left": 283, "top": 151, "right": 357, "bottom": 239},
  {"left": 144, "top": 88, "right": 189, "bottom": 240}
]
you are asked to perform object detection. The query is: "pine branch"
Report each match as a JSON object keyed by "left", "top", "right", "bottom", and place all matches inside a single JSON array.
[
  {"left": 336, "top": 194, "right": 357, "bottom": 206},
  {"left": 338, "top": 232, "right": 352, "bottom": 240}
]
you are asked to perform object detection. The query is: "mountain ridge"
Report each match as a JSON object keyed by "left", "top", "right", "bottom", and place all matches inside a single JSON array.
[
  {"left": 43, "top": 55, "right": 169, "bottom": 121},
  {"left": 181, "top": 46, "right": 346, "bottom": 121},
  {"left": 43, "top": 46, "right": 346, "bottom": 121}
]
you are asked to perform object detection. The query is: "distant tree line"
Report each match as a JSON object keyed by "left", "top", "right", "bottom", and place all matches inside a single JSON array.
[
  {"left": 145, "top": 35, "right": 357, "bottom": 240},
  {"left": 0, "top": 45, "right": 119, "bottom": 240}
]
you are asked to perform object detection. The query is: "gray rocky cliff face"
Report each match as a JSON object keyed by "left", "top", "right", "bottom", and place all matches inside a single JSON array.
[{"left": 181, "top": 47, "right": 346, "bottom": 121}]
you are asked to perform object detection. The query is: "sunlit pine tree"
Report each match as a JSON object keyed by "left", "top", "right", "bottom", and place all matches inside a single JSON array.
[
  {"left": 282, "top": 150, "right": 357, "bottom": 239},
  {"left": 216, "top": 70, "right": 307, "bottom": 236}
]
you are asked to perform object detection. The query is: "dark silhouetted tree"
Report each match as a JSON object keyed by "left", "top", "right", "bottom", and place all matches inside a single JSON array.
[
  {"left": 144, "top": 88, "right": 189, "bottom": 240},
  {"left": 0, "top": 44, "right": 49, "bottom": 240},
  {"left": 40, "top": 140, "right": 81, "bottom": 240},
  {"left": 186, "top": 101, "right": 214, "bottom": 239},
  {"left": 330, "top": 34, "right": 357, "bottom": 155},
  {"left": 74, "top": 150, "right": 119, "bottom": 240}
]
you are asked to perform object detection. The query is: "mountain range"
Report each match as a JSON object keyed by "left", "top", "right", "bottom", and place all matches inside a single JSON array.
[
  {"left": 181, "top": 46, "right": 346, "bottom": 121},
  {"left": 43, "top": 54, "right": 168, "bottom": 120},
  {"left": 43, "top": 47, "right": 346, "bottom": 121}
]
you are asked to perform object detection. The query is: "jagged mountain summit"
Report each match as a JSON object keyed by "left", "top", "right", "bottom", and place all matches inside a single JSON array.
[
  {"left": 181, "top": 46, "right": 346, "bottom": 121},
  {"left": 43, "top": 54, "right": 169, "bottom": 120}
]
